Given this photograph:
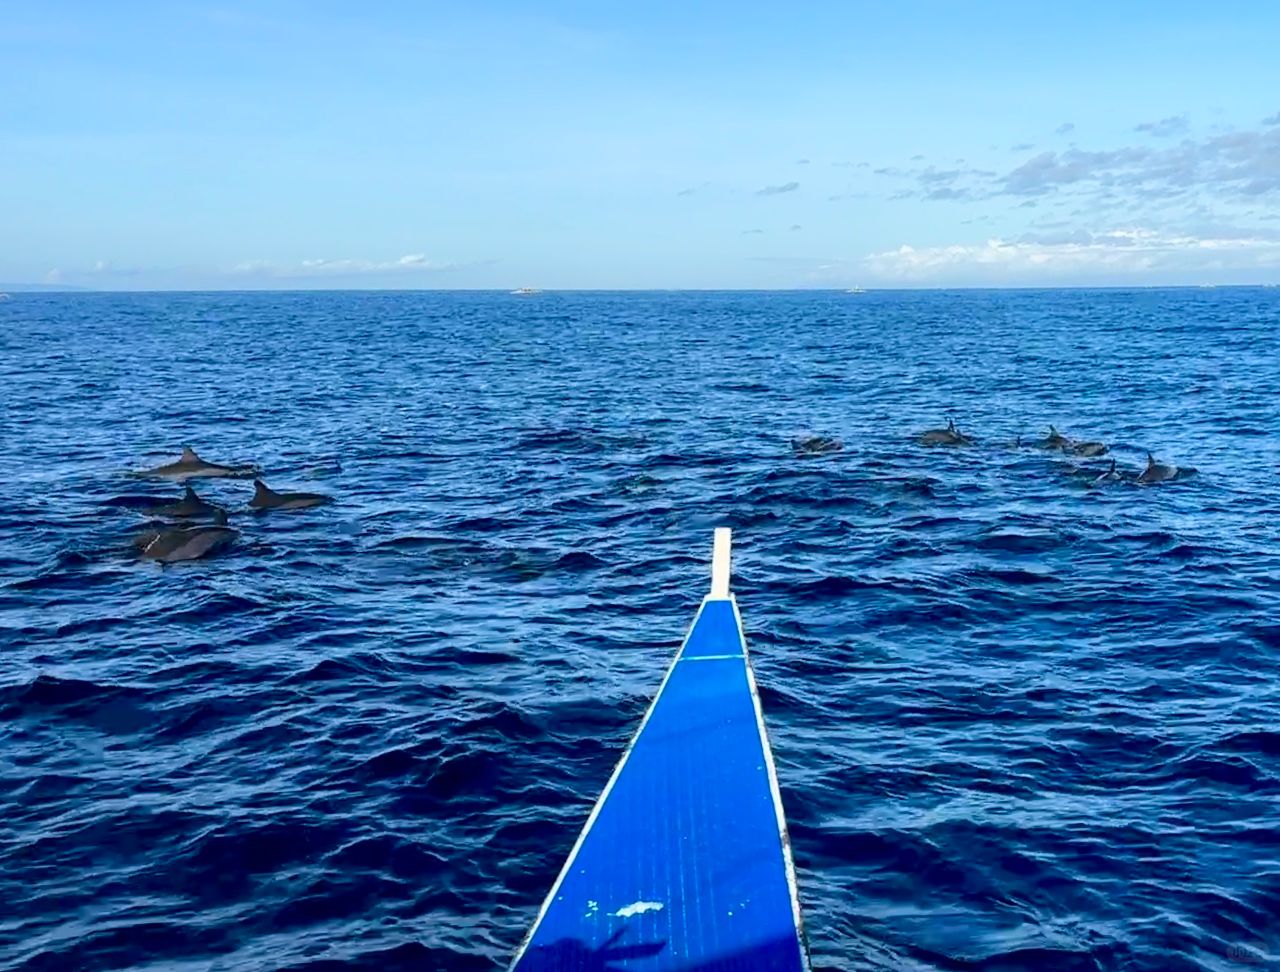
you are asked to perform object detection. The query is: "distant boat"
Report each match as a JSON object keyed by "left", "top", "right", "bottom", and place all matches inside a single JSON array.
[
  {"left": 511, "top": 287, "right": 542, "bottom": 296},
  {"left": 845, "top": 286, "right": 866, "bottom": 294}
]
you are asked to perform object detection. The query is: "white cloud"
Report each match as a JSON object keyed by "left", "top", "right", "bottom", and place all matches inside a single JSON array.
[
  {"left": 230, "top": 254, "right": 462, "bottom": 277},
  {"left": 27, "top": 253, "right": 496, "bottom": 290},
  {"left": 863, "top": 228, "right": 1280, "bottom": 282}
]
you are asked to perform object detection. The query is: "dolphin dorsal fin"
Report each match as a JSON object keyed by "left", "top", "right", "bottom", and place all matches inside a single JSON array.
[
  {"left": 181, "top": 446, "right": 199, "bottom": 462},
  {"left": 1146, "top": 452, "right": 1155, "bottom": 466},
  {"left": 212, "top": 509, "right": 228, "bottom": 526},
  {"left": 1049, "top": 425, "right": 1058, "bottom": 435},
  {"left": 253, "top": 479, "right": 274, "bottom": 497},
  {"left": 947, "top": 417, "right": 956, "bottom": 431},
  {"left": 1109, "top": 458, "right": 1116, "bottom": 472},
  {"left": 183, "top": 485, "right": 197, "bottom": 499}
]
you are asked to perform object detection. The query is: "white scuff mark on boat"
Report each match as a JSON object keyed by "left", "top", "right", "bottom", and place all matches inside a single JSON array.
[{"left": 613, "top": 900, "right": 664, "bottom": 918}]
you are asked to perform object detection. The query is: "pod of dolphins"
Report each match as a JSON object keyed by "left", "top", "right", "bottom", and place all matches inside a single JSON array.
[
  {"left": 134, "top": 430, "right": 1185, "bottom": 565},
  {"left": 792, "top": 421, "right": 1191, "bottom": 486},
  {"left": 130, "top": 447, "right": 332, "bottom": 563}
]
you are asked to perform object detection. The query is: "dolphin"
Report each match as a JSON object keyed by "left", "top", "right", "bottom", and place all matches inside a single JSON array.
[
  {"left": 1040, "top": 425, "right": 1072, "bottom": 451},
  {"left": 136, "top": 447, "right": 257, "bottom": 481},
  {"left": 1091, "top": 458, "right": 1123, "bottom": 487},
  {"left": 1137, "top": 452, "right": 1179, "bottom": 484},
  {"left": 99, "top": 493, "right": 178, "bottom": 510},
  {"left": 791, "top": 435, "right": 843, "bottom": 456},
  {"left": 918, "top": 418, "right": 972, "bottom": 446},
  {"left": 249, "top": 479, "right": 332, "bottom": 510},
  {"left": 135, "top": 510, "right": 238, "bottom": 563},
  {"left": 1070, "top": 439, "right": 1108, "bottom": 458},
  {"left": 142, "top": 485, "right": 226, "bottom": 520}
]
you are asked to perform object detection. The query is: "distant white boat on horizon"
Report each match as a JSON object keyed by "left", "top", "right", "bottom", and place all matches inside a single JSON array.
[
  {"left": 845, "top": 286, "right": 866, "bottom": 294},
  {"left": 511, "top": 287, "right": 542, "bottom": 296}
]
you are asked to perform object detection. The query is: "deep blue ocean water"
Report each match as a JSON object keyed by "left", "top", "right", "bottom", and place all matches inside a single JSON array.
[{"left": 1, "top": 289, "right": 1278, "bottom": 972}]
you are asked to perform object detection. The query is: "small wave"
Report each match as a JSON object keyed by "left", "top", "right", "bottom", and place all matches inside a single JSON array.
[
  {"left": 1165, "top": 751, "right": 1273, "bottom": 789},
  {"left": 966, "top": 566, "right": 1059, "bottom": 586},
  {"left": 712, "top": 381, "right": 771, "bottom": 392},
  {"left": 975, "top": 529, "right": 1066, "bottom": 554},
  {"left": 327, "top": 834, "right": 448, "bottom": 878},
  {"left": 448, "top": 514, "right": 526, "bottom": 533},
  {"left": 278, "top": 942, "right": 475, "bottom": 972},
  {"left": 372, "top": 533, "right": 469, "bottom": 551},
  {"left": 163, "top": 593, "right": 270, "bottom": 625},
  {"left": 1213, "top": 730, "right": 1280, "bottom": 758},
  {"left": 552, "top": 550, "right": 607, "bottom": 572},
  {"left": 459, "top": 702, "right": 545, "bottom": 743},
  {"left": 421, "top": 750, "right": 503, "bottom": 801},
  {"left": 0, "top": 675, "right": 151, "bottom": 735},
  {"left": 351, "top": 746, "right": 429, "bottom": 782},
  {"left": 12, "top": 773, "right": 92, "bottom": 802},
  {"left": 513, "top": 428, "right": 646, "bottom": 454},
  {"left": 199, "top": 819, "right": 353, "bottom": 879},
  {"left": 290, "top": 652, "right": 398, "bottom": 684},
  {"left": 889, "top": 476, "right": 938, "bottom": 498},
  {"left": 515, "top": 428, "right": 604, "bottom": 451},
  {"left": 154, "top": 693, "right": 267, "bottom": 740},
  {"left": 639, "top": 451, "right": 729, "bottom": 469},
  {"left": 597, "top": 504, "right": 676, "bottom": 528},
  {"left": 783, "top": 575, "right": 885, "bottom": 597}
]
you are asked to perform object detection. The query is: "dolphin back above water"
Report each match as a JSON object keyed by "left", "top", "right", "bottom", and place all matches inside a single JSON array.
[
  {"left": 1071, "top": 439, "right": 1109, "bottom": 458},
  {"left": 135, "top": 510, "right": 238, "bottom": 563},
  {"left": 1091, "top": 458, "right": 1123, "bottom": 487},
  {"left": 918, "top": 418, "right": 972, "bottom": 446},
  {"left": 249, "top": 479, "right": 332, "bottom": 510},
  {"left": 137, "top": 447, "right": 258, "bottom": 481},
  {"left": 791, "top": 434, "right": 843, "bottom": 456},
  {"left": 1137, "top": 452, "right": 1180, "bottom": 484},
  {"left": 143, "top": 485, "right": 225, "bottom": 520},
  {"left": 1040, "top": 425, "right": 1073, "bottom": 451}
]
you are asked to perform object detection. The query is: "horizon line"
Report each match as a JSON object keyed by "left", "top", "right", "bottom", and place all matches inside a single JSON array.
[{"left": 3, "top": 283, "right": 1277, "bottom": 295}]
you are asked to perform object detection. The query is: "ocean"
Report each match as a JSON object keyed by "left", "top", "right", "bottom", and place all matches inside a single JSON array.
[{"left": 1, "top": 289, "right": 1277, "bottom": 971}]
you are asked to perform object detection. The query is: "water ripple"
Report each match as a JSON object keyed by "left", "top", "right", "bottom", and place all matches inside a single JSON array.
[{"left": 2, "top": 289, "right": 1279, "bottom": 970}]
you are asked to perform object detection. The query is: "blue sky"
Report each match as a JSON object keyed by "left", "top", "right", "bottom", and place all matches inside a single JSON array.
[{"left": 3, "top": 1, "right": 1279, "bottom": 289}]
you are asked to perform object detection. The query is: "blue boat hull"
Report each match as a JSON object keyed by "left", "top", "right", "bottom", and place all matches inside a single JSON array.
[{"left": 512, "top": 551, "right": 809, "bottom": 971}]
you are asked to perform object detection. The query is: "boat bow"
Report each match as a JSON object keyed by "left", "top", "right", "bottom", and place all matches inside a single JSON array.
[{"left": 512, "top": 528, "right": 809, "bottom": 971}]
